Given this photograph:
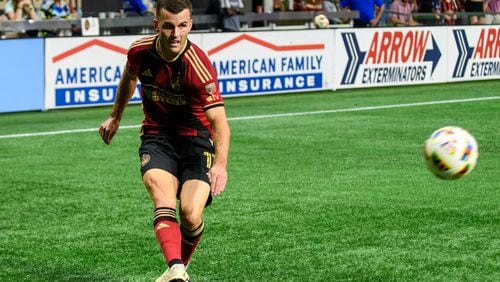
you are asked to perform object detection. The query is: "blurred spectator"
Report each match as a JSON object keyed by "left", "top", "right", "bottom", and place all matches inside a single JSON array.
[
  {"left": 39, "top": 0, "right": 71, "bottom": 37},
  {"left": 379, "top": 0, "right": 392, "bottom": 25},
  {"left": 464, "top": 0, "right": 485, "bottom": 24},
  {"left": 220, "top": 0, "right": 244, "bottom": 31},
  {"left": 455, "top": 0, "right": 469, "bottom": 24},
  {"left": 67, "top": 0, "right": 82, "bottom": 17},
  {"left": 389, "top": 0, "right": 422, "bottom": 25},
  {"left": 323, "top": 0, "right": 340, "bottom": 12},
  {"left": 457, "top": 0, "right": 466, "bottom": 10},
  {"left": 484, "top": 0, "right": 500, "bottom": 23},
  {"left": 192, "top": 0, "right": 222, "bottom": 30},
  {"left": 40, "top": 0, "right": 71, "bottom": 19},
  {"left": 323, "top": 0, "right": 345, "bottom": 23},
  {"left": 339, "top": 0, "right": 385, "bottom": 27},
  {"left": 420, "top": 0, "right": 442, "bottom": 25},
  {"left": 410, "top": 0, "right": 420, "bottom": 11},
  {"left": 305, "top": 0, "right": 324, "bottom": 10},
  {"left": 1, "top": 1, "right": 7, "bottom": 20},
  {"left": 441, "top": 0, "right": 459, "bottom": 24},
  {"left": 123, "top": 0, "right": 154, "bottom": 16},
  {"left": 1, "top": 1, "right": 6, "bottom": 38},
  {"left": 3, "top": 0, "right": 38, "bottom": 37},
  {"left": 1, "top": 8, "right": 7, "bottom": 38},
  {"left": 293, "top": 0, "right": 325, "bottom": 11},
  {"left": 4, "top": 0, "right": 38, "bottom": 20}
]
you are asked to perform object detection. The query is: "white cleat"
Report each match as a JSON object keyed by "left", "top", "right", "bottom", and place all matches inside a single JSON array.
[{"left": 155, "top": 264, "right": 190, "bottom": 282}]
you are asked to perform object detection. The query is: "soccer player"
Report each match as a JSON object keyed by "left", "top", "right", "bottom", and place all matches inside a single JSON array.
[{"left": 98, "top": 0, "right": 230, "bottom": 281}]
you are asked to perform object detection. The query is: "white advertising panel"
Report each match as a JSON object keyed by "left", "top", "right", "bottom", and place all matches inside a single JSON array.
[
  {"left": 335, "top": 27, "right": 448, "bottom": 89},
  {"left": 448, "top": 26, "right": 500, "bottom": 82},
  {"left": 202, "top": 30, "right": 335, "bottom": 97},
  {"left": 45, "top": 36, "right": 140, "bottom": 109}
]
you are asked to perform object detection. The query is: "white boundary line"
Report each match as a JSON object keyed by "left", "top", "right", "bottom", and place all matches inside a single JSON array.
[{"left": 1, "top": 96, "right": 499, "bottom": 139}]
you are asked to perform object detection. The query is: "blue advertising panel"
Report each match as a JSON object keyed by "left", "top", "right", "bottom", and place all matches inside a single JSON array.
[{"left": 0, "top": 38, "right": 44, "bottom": 113}]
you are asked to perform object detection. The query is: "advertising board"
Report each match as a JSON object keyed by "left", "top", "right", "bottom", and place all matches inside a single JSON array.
[
  {"left": 448, "top": 26, "right": 500, "bottom": 82},
  {"left": 334, "top": 27, "right": 448, "bottom": 89},
  {"left": 203, "top": 30, "right": 335, "bottom": 97},
  {"left": 0, "top": 38, "right": 44, "bottom": 113}
]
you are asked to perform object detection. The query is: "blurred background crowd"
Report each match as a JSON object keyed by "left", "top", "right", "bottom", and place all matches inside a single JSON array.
[{"left": 0, "top": 0, "right": 498, "bottom": 38}]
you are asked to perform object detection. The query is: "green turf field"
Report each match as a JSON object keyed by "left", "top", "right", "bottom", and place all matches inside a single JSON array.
[{"left": 1, "top": 80, "right": 499, "bottom": 281}]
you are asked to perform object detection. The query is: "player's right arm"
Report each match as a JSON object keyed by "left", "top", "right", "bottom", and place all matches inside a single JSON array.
[{"left": 99, "top": 66, "right": 138, "bottom": 145}]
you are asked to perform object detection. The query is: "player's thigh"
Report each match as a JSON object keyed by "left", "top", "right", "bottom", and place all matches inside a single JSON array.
[
  {"left": 143, "top": 168, "right": 180, "bottom": 209},
  {"left": 179, "top": 180, "right": 211, "bottom": 227}
]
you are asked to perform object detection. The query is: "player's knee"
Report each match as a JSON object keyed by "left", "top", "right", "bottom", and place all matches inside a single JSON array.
[
  {"left": 142, "top": 169, "right": 179, "bottom": 208},
  {"left": 143, "top": 172, "right": 162, "bottom": 190},
  {"left": 179, "top": 206, "right": 203, "bottom": 228}
]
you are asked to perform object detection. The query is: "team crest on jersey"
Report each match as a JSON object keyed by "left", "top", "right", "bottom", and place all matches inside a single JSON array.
[
  {"left": 205, "top": 82, "right": 215, "bottom": 95},
  {"left": 141, "top": 153, "right": 151, "bottom": 167},
  {"left": 170, "top": 74, "right": 183, "bottom": 92},
  {"left": 205, "top": 82, "right": 219, "bottom": 102}
]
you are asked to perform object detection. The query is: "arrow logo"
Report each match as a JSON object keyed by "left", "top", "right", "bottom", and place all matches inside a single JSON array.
[
  {"left": 452, "top": 30, "right": 474, "bottom": 78},
  {"left": 341, "top": 32, "right": 365, "bottom": 85},
  {"left": 423, "top": 35, "right": 441, "bottom": 75}
]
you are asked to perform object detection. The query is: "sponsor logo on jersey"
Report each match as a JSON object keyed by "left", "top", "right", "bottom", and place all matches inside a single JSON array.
[
  {"left": 142, "top": 69, "right": 154, "bottom": 78},
  {"left": 170, "top": 74, "right": 184, "bottom": 92}
]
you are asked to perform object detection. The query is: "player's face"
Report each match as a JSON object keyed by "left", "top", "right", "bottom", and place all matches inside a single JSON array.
[{"left": 154, "top": 8, "right": 192, "bottom": 59}]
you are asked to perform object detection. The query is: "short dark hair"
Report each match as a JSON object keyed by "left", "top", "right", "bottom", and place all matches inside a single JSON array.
[{"left": 155, "top": 0, "right": 193, "bottom": 17}]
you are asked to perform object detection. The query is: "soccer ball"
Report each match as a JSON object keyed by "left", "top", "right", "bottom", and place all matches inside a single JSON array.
[
  {"left": 423, "top": 126, "right": 478, "bottom": 180},
  {"left": 313, "top": 14, "right": 330, "bottom": 29}
]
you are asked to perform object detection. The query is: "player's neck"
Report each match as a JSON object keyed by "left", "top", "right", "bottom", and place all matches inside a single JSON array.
[{"left": 156, "top": 37, "right": 187, "bottom": 62}]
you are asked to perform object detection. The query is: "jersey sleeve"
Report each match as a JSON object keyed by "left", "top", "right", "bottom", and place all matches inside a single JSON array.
[
  {"left": 126, "top": 35, "right": 156, "bottom": 76},
  {"left": 185, "top": 45, "right": 224, "bottom": 110},
  {"left": 126, "top": 48, "right": 140, "bottom": 76}
]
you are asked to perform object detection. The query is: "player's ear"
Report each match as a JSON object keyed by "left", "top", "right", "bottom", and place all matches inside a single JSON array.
[{"left": 153, "top": 19, "right": 159, "bottom": 32}]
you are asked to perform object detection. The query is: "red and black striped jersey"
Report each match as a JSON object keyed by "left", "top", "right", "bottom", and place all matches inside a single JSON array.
[{"left": 127, "top": 35, "right": 224, "bottom": 138}]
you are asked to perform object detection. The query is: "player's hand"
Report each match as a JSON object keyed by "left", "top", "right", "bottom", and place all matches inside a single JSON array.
[
  {"left": 99, "top": 117, "right": 120, "bottom": 145},
  {"left": 208, "top": 164, "right": 227, "bottom": 196}
]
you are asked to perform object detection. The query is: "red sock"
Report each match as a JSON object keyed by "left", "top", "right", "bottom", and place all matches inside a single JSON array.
[
  {"left": 154, "top": 207, "right": 182, "bottom": 266},
  {"left": 181, "top": 221, "right": 204, "bottom": 266}
]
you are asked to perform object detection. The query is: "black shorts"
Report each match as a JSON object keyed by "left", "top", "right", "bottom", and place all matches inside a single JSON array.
[{"left": 139, "top": 134, "right": 215, "bottom": 188}]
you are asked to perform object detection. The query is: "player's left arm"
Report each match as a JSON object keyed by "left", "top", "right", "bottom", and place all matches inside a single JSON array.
[{"left": 205, "top": 106, "right": 230, "bottom": 196}]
